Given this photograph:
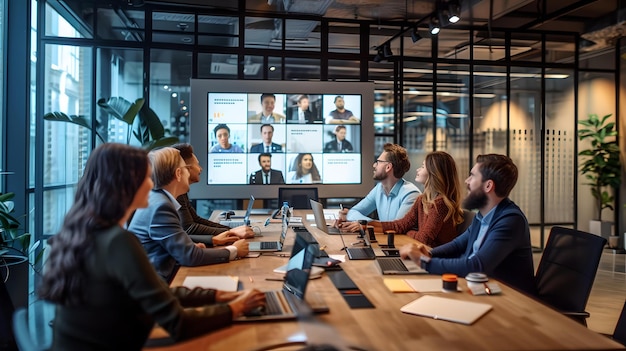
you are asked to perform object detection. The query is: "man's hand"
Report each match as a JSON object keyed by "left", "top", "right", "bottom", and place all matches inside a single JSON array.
[
  {"left": 338, "top": 221, "right": 361, "bottom": 233},
  {"left": 229, "top": 225, "right": 255, "bottom": 239},
  {"left": 227, "top": 289, "right": 266, "bottom": 318},
  {"left": 194, "top": 242, "right": 206, "bottom": 249},
  {"left": 215, "top": 290, "right": 243, "bottom": 303},
  {"left": 233, "top": 239, "right": 250, "bottom": 258},
  {"left": 332, "top": 208, "right": 349, "bottom": 228},
  {"left": 399, "top": 243, "right": 432, "bottom": 261},
  {"left": 212, "top": 232, "right": 239, "bottom": 246}
]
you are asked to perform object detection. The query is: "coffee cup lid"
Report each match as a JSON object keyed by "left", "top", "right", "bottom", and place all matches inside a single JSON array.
[{"left": 465, "top": 272, "right": 488, "bottom": 282}]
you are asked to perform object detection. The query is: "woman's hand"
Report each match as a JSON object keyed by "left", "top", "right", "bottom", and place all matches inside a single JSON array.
[
  {"left": 399, "top": 243, "right": 431, "bottom": 261},
  {"left": 228, "top": 289, "right": 266, "bottom": 318}
]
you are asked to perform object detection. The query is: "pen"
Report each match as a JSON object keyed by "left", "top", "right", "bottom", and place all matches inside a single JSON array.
[
  {"left": 340, "top": 204, "right": 344, "bottom": 211},
  {"left": 319, "top": 245, "right": 327, "bottom": 251},
  {"left": 249, "top": 276, "right": 254, "bottom": 283},
  {"left": 265, "top": 278, "right": 285, "bottom": 282}
]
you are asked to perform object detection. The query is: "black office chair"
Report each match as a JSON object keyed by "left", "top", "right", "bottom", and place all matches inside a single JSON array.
[
  {"left": 278, "top": 187, "right": 319, "bottom": 209},
  {"left": 609, "top": 300, "right": 626, "bottom": 346},
  {"left": 455, "top": 209, "right": 475, "bottom": 235},
  {"left": 533, "top": 226, "right": 606, "bottom": 326}
]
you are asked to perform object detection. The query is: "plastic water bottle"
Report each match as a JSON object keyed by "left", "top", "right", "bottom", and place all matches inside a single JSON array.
[{"left": 281, "top": 201, "right": 290, "bottom": 223}]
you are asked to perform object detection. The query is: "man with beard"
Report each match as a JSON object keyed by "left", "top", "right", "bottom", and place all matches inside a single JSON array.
[
  {"left": 334, "top": 143, "right": 419, "bottom": 232},
  {"left": 399, "top": 154, "right": 535, "bottom": 295}
]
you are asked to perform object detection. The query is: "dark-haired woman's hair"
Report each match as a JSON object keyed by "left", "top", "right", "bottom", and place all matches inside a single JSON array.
[
  {"left": 295, "top": 153, "right": 321, "bottom": 181},
  {"left": 38, "top": 143, "right": 149, "bottom": 305}
]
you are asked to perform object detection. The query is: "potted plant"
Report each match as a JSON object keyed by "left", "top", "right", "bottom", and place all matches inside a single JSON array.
[
  {"left": 578, "top": 113, "right": 621, "bottom": 239},
  {"left": 0, "top": 192, "right": 43, "bottom": 309},
  {"left": 44, "top": 97, "right": 179, "bottom": 150}
]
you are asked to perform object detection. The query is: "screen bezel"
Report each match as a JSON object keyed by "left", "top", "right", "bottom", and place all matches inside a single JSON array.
[{"left": 189, "top": 79, "right": 375, "bottom": 200}]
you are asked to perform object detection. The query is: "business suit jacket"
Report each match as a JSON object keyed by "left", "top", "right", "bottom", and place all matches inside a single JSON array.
[
  {"left": 249, "top": 142, "right": 283, "bottom": 153},
  {"left": 249, "top": 169, "right": 285, "bottom": 184},
  {"left": 323, "top": 139, "right": 354, "bottom": 153},
  {"left": 425, "top": 198, "right": 535, "bottom": 294},
  {"left": 291, "top": 108, "right": 318, "bottom": 123},
  {"left": 177, "top": 193, "right": 230, "bottom": 246},
  {"left": 51, "top": 226, "right": 233, "bottom": 350},
  {"left": 128, "top": 189, "right": 230, "bottom": 282},
  {"left": 248, "top": 112, "right": 286, "bottom": 123}
]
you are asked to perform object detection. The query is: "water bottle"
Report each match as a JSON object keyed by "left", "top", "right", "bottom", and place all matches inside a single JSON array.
[{"left": 281, "top": 201, "right": 290, "bottom": 223}]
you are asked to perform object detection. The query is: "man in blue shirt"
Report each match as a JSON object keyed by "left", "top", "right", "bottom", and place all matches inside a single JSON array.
[
  {"left": 335, "top": 143, "right": 419, "bottom": 232},
  {"left": 399, "top": 154, "right": 535, "bottom": 294}
]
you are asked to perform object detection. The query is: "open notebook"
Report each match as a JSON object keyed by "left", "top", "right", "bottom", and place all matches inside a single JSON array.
[{"left": 400, "top": 295, "right": 492, "bottom": 325}]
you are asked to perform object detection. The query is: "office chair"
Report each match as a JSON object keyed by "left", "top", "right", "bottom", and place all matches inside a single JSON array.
[
  {"left": 533, "top": 226, "right": 606, "bottom": 326},
  {"left": 610, "top": 300, "right": 626, "bottom": 345},
  {"left": 455, "top": 209, "right": 475, "bottom": 235},
  {"left": 278, "top": 187, "right": 319, "bottom": 209},
  {"left": 12, "top": 308, "right": 49, "bottom": 351}
]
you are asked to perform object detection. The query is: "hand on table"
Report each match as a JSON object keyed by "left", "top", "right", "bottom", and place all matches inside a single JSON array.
[
  {"left": 229, "top": 225, "right": 255, "bottom": 239},
  {"left": 233, "top": 239, "right": 250, "bottom": 258},
  {"left": 212, "top": 232, "right": 239, "bottom": 246},
  {"left": 228, "top": 289, "right": 266, "bottom": 318}
]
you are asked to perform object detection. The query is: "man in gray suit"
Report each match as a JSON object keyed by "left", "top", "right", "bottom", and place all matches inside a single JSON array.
[{"left": 128, "top": 147, "right": 249, "bottom": 282}]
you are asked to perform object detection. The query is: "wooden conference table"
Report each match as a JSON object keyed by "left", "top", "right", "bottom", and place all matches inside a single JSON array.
[{"left": 146, "top": 210, "right": 624, "bottom": 351}]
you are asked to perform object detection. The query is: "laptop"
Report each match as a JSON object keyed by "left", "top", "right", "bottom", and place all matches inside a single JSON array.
[
  {"left": 248, "top": 206, "right": 288, "bottom": 252},
  {"left": 309, "top": 199, "right": 342, "bottom": 234},
  {"left": 219, "top": 195, "right": 255, "bottom": 227},
  {"left": 236, "top": 244, "right": 318, "bottom": 322},
  {"left": 344, "top": 226, "right": 376, "bottom": 260},
  {"left": 376, "top": 256, "right": 428, "bottom": 275}
]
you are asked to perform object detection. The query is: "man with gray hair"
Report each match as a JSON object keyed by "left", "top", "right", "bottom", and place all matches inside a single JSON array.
[{"left": 128, "top": 147, "right": 249, "bottom": 282}]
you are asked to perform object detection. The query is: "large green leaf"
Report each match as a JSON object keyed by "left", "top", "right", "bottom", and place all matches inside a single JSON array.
[
  {"left": 143, "top": 136, "right": 180, "bottom": 151},
  {"left": 43, "top": 112, "right": 105, "bottom": 142},
  {"left": 97, "top": 97, "right": 144, "bottom": 125},
  {"left": 138, "top": 104, "right": 166, "bottom": 140}
]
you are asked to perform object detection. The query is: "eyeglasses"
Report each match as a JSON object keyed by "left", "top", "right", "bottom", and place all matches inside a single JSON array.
[{"left": 373, "top": 159, "right": 391, "bottom": 166}]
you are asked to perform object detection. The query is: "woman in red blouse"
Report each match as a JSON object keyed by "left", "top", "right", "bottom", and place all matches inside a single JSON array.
[{"left": 372, "top": 151, "right": 464, "bottom": 247}]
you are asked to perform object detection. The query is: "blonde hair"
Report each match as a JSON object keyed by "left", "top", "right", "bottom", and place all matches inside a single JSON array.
[
  {"left": 149, "top": 147, "right": 183, "bottom": 189},
  {"left": 422, "top": 151, "right": 463, "bottom": 225}
]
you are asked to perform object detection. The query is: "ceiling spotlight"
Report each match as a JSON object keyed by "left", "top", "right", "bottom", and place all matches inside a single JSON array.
[
  {"left": 411, "top": 28, "right": 422, "bottom": 43},
  {"left": 429, "top": 16, "right": 441, "bottom": 35},
  {"left": 383, "top": 44, "right": 393, "bottom": 58},
  {"left": 447, "top": 1, "right": 461, "bottom": 23}
]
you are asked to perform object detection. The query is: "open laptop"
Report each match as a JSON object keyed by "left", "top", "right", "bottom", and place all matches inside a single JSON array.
[
  {"left": 309, "top": 199, "right": 342, "bottom": 234},
  {"left": 376, "top": 256, "right": 428, "bottom": 275},
  {"left": 219, "top": 195, "right": 254, "bottom": 227},
  {"left": 236, "top": 244, "right": 319, "bottom": 322},
  {"left": 248, "top": 206, "right": 288, "bottom": 252},
  {"left": 343, "top": 226, "right": 376, "bottom": 260}
]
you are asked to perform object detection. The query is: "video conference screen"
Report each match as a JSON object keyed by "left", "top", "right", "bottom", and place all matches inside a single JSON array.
[{"left": 190, "top": 80, "right": 375, "bottom": 199}]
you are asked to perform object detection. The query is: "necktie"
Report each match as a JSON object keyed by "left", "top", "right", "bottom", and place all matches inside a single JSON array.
[
  {"left": 265, "top": 145, "right": 270, "bottom": 153},
  {"left": 265, "top": 173, "right": 269, "bottom": 184}
]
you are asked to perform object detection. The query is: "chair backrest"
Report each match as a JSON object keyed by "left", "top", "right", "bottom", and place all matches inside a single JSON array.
[
  {"left": 456, "top": 209, "right": 475, "bottom": 235},
  {"left": 0, "top": 278, "right": 16, "bottom": 350},
  {"left": 534, "top": 226, "right": 606, "bottom": 315},
  {"left": 278, "top": 187, "right": 319, "bottom": 209},
  {"left": 613, "top": 300, "right": 626, "bottom": 345},
  {"left": 12, "top": 308, "right": 47, "bottom": 351}
]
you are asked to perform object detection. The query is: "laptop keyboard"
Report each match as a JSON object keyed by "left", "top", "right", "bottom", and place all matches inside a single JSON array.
[
  {"left": 265, "top": 292, "right": 284, "bottom": 315},
  {"left": 378, "top": 258, "right": 409, "bottom": 272},
  {"left": 261, "top": 242, "right": 278, "bottom": 250}
]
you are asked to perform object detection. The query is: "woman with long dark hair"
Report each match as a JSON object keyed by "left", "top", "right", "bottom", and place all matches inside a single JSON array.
[
  {"left": 288, "top": 153, "right": 321, "bottom": 184},
  {"left": 39, "top": 143, "right": 265, "bottom": 350}
]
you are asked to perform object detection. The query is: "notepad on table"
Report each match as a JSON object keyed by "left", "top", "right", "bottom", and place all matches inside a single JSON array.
[
  {"left": 400, "top": 295, "right": 492, "bottom": 325},
  {"left": 384, "top": 278, "right": 460, "bottom": 293},
  {"left": 182, "top": 275, "right": 239, "bottom": 292}
]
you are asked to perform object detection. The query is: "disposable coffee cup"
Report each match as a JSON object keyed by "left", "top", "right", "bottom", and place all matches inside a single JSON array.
[{"left": 442, "top": 273, "right": 458, "bottom": 292}]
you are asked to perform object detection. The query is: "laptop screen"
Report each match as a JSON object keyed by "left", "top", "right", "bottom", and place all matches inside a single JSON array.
[
  {"left": 283, "top": 244, "right": 316, "bottom": 299},
  {"left": 243, "top": 195, "right": 255, "bottom": 223},
  {"left": 309, "top": 199, "right": 334, "bottom": 233}
]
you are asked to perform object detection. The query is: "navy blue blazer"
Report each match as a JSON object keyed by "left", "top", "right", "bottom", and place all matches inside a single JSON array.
[
  {"left": 426, "top": 198, "right": 535, "bottom": 294},
  {"left": 249, "top": 143, "right": 283, "bottom": 153}
]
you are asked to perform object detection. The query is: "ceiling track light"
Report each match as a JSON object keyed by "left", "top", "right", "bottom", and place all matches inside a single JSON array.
[
  {"left": 447, "top": 0, "right": 461, "bottom": 23},
  {"left": 429, "top": 16, "right": 441, "bottom": 35},
  {"left": 373, "top": 47, "right": 384, "bottom": 62},
  {"left": 383, "top": 44, "right": 393, "bottom": 58},
  {"left": 411, "top": 28, "right": 422, "bottom": 43}
]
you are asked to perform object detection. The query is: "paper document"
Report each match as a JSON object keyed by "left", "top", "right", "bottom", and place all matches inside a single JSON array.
[
  {"left": 183, "top": 276, "right": 239, "bottom": 292},
  {"left": 401, "top": 295, "right": 492, "bottom": 325}
]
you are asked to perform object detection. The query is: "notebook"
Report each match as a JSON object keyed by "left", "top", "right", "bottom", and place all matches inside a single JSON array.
[
  {"left": 182, "top": 275, "right": 239, "bottom": 292},
  {"left": 236, "top": 244, "right": 319, "bottom": 322},
  {"left": 219, "top": 195, "right": 255, "bottom": 227},
  {"left": 376, "top": 257, "right": 428, "bottom": 275},
  {"left": 309, "top": 199, "right": 342, "bottom": 234},
  {"left": 248, "top": 209, "right": 288, "bottom": 252},
  {"left": 400, "top": 295, "right": 492, "bottom": 325}
]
